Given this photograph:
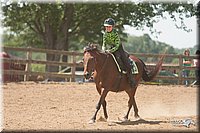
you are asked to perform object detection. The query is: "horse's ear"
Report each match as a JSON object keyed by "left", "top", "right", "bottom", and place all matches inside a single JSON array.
[
  {"left": 88, "top": 43, "right": 95, "bottom": 50},
  {"left": 93, "top": 44, "right": 97, "bottom": 49},
  {"left": 88, "top": 42, "right": 92, "bottom": 47},
  {"left": 83, "top": 46, "right": 87, "bottom": 52},
  {"left": 84, "top": 45, "right": 90, "bottom": 52},
  {"left": 85, "top": 42, "right": 99, "bottom": 50}
]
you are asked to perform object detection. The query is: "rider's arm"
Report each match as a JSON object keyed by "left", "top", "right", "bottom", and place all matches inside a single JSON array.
[
  {"left": 102, "top": 33, "right": 106, "bottom": 51},
  {"left": 109, "top": 31, "right": 120, "bottom": 53}
]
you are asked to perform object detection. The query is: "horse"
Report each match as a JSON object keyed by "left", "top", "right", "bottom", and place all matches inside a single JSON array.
[{"left": 83, "top": 44, "right": 165, "bottom": 124}]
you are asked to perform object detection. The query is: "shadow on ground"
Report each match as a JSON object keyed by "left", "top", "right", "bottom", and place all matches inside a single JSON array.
[{"left": 113, "top": 118, "right": 167, "bottom": 126}]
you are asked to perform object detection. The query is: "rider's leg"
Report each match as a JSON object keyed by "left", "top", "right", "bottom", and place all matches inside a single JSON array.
[
  {"left": 113, "top": 50, "right": 126, "bottom": 72},
  {"left": 118, "top": 45, "right": 135, "bottom": 88}
]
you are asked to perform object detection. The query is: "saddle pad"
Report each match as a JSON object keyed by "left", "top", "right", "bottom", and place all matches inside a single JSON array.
[
  {"left": 111, "top": 54, "right": 138, "bottom": 74},
  {"left": 129, "top": 58, "right": 139, "bottom": 74}
]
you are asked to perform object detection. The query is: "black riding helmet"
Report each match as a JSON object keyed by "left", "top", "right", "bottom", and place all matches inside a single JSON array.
[{"left": 104, "top": 18, "right": 115, "bottom": 26}]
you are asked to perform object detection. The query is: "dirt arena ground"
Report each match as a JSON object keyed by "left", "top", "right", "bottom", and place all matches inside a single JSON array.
[{"left": 2, "top": 82, "right": 199, "bottom": 132}]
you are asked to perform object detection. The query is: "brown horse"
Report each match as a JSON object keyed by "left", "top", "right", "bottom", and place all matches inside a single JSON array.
[{"left": 83, "top": 44, "right": 164, "bottom": 124}]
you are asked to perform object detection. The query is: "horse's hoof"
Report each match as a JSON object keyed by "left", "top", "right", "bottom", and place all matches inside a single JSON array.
[
  {"left": 88, "top": 119, "right": 95, "bottom": 124},
  {"left": 135, "top": 114, "right": 140, "bottom": 117},
  {"left": 135, "top": 116, "right": 141, "bottom": 121},
  {"left": 97, "top": 116, "right": 107, "bottom": 122},
  {"left": 134, "top": 114, "right": 140, "bottom": 120},
  {"left": 118, "top": 117, "right": 129, "bottom": 122}
]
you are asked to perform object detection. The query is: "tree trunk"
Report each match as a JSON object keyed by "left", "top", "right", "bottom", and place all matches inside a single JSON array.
[
  {"left": 42, "top": 4, "right": 74, "bottom": 80},
  {"left": 57, "top": 4, "right": 74, "bottom": 70}
]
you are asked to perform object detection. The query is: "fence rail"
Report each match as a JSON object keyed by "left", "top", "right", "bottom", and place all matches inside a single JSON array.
[{"left": 2, "top": 47, "right": 198, "bottom": 85}]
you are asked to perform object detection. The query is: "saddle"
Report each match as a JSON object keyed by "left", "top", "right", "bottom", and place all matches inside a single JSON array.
[{"left": 110, "top": 53, "right": 138, "bottom": 74}]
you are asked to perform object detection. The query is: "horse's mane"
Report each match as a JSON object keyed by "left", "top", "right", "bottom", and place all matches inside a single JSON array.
[{"left": 84, "top": 43, "right": 103, "bottom": 53}]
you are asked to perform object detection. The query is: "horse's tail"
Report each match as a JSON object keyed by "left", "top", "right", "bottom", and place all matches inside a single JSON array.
[{"left": 141, "top": 55, "right": 165, "bottom": 82}]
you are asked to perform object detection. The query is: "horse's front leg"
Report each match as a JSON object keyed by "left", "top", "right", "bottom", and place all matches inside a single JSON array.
[
  {"left": 96, "top": 84, "right": 108, "bottom": 120},
  {"left": 122, "top": 96, "right": 140, "bottom": 122},
  {"left": 123, "top": 97, "right": 133, "bottom": 121},
  {"left": 89, "top": 89, "right": 108, "bottom": 124},
  {"left": 119, "top": 91, "right": 133, "bottom": 122}
]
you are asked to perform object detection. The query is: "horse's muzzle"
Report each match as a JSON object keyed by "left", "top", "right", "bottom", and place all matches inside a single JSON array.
[{"left": 84, "top": 72, "right": 90, "bottom": 79}]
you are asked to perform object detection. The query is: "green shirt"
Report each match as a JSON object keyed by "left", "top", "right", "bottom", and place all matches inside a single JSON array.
[
  {"left": 102, "top": 29, "right": 120, "bottom": 53},
  {"left": 183, "top": 58, "right": 192, "bottom": 67}
]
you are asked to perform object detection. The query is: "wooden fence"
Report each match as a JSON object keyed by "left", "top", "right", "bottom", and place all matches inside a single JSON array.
[{"left": 2, "top": 47, "right": 198, "bottom": 85}]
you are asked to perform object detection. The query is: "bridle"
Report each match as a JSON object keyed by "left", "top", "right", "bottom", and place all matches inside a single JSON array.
[{"left": 84, "top": 50, "right": 109, "bottom": 79}]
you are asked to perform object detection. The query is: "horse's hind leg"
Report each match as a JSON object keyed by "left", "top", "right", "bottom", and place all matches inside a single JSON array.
[
  {"left": 132, "top": 96, "right": 140, "bottom": 119},
  {"left": 89, "top": 89, "right": 108, "bottom": 124},
  {"left": 102, "top": 100, "right": 108, "bottom": 119}
]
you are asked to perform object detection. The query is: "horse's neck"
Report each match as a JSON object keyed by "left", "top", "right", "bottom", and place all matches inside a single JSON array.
[
  {"left": 94, "top": 53, "right": 120, "bottom": 85},
  {"left": 95, "top": 52, "right": 109, "bottom": 73}
]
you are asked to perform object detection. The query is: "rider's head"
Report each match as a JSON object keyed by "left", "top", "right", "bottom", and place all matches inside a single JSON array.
[{"left": 104, "top": 18, "right": 115, "bottom": 32}]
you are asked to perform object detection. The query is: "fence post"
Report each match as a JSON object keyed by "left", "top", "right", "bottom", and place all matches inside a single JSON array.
[
  {"left": 178, "top": 54, "right": 183, "bottom": 85},
  {"left": 71, "top": 52, "right": 76, "bottom": 82},
  {"left": 24, "top": 47, "right": 32, "bottom": 81}
]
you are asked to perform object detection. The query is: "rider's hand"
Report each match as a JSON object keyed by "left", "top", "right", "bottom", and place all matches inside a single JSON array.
[{"left": 105, "top": 50, "right": 110, "bottom": 53}]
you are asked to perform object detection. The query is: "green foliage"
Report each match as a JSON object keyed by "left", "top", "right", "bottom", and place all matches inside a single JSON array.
[
  {"left": 123, "top": 34, "right": 198, "bottom": 64},
  {"left": 32, "top": 52, "right": 46, "bottom": 60},
  {"left": 1, "top": 1, "right": 197, "bottom": 72},
  {"left": 124, "top": 34, "right": 176, "bottom": 63},
  {"left": 2, "top": 2, "right": 196, "bottom": 49},
  {"left": 3, "top": 30, "right": 43, "bottom": 48},
  {"left": 174, "top": 45, "right": 199, "bottom": 55},
  {"left": 30, "top": 53, "right": 46, "bottom": 72},
  {"left": 31, "top": 64, "right": 45, "bottom": 72}
]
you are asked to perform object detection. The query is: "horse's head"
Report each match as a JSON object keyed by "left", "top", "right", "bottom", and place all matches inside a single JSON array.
[{"left": 83, "top": 43, "right": 98, "bottom": 79}]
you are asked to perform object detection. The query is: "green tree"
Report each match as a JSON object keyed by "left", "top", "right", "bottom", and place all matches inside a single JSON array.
[
  {"left": 2, "top": 1, "right": 196, "bottom": 72},
  {"left": 124, "top": 34, "right": 176, "bottom": 63}
]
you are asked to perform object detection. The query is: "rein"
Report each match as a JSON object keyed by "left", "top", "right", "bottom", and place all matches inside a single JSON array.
[
  {"left": 99, "top": 54, "right": 109, "bottom": 77},
  {"left": 95, "top": 52, "right": 109, "bottom": 78},
  {"left": 95, "top": 52, "right": 122, "bottom": 92}
]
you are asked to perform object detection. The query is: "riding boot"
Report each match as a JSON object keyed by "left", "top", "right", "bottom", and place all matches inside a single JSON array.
[{"left": 115, "top": 55, "right": 126, "bottom": 72}]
